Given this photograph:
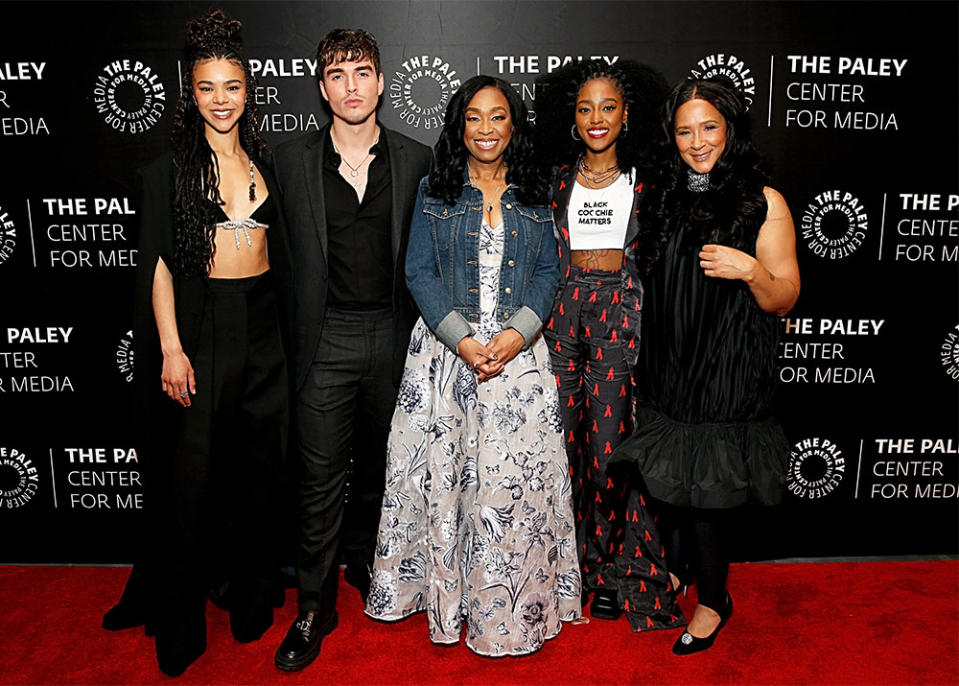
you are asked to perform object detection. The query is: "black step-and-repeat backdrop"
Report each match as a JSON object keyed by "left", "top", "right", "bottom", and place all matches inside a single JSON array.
[{"left": 2, "top": 2, "right": 957, "bottom": 563}]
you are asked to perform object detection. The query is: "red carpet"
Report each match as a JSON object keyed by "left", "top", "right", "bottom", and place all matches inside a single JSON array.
[{"left": 1, "top": 561, "right": 956, "bottom": 685}]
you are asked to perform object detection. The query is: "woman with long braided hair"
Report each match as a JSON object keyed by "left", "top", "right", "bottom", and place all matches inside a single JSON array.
[{"left": 101, "top": 9, "right": 291, "bottom": 676}]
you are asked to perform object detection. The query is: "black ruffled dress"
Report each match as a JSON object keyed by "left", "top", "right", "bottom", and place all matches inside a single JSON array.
[{"left": 614, "top": 217, "right": 789, "bottom": 509}]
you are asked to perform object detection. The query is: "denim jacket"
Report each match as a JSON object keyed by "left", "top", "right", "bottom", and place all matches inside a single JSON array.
[{"left": 406, "top": 175, "right": 560, "bottom": 352}]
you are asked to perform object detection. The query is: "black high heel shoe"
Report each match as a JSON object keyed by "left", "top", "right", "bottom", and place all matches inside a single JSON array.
[{"left": 672, "top": 592, "right": 733, "bottom": 655}]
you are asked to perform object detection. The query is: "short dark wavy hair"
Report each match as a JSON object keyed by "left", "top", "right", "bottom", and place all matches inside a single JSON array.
[
  {"left": 533, "top": 59, "right": 668, "bottom": 175},
  {"left": 315, "top": 28, "right": 381, "bottom": 77},
  {"left": 428, "top": 75, "right": 548, "bottom": 207},
  {"left": 637, "top": 76, "right": 769, "bottom": 275}
]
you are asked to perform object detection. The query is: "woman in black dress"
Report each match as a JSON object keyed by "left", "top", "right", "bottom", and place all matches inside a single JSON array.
[
  {"left": 102, "top": 9, "right": 290, "bottom": 676},
  {"left": 614, "top": 77, "right": 800, "bottom": 654}
]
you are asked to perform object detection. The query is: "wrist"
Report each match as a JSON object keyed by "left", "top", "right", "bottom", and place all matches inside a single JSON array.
[
  {"left": 161, "top": 343, "right": 184, "bottom": 357},
  {"left": 744, "top": 258, "right": 763, "bottom": 285}
]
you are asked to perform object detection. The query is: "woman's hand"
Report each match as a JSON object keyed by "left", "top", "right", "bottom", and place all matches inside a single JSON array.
[
  {"left": 161, "top": 350, "right": 196, "bottom": 407},
  {"left": 152, "top": 257, "right": 196, "bottom": 406},
  {"left": 698, "top": 189, "right": 800, "bottom": 316},
  {"left": 457, "top": 336, "right": 498, "bottom": 383},
  {"left": 698, "top": 244, "right": 758, "bottom": 281},
  {"left": 477, "top": 329, "right": 525, "bottom": 382}
]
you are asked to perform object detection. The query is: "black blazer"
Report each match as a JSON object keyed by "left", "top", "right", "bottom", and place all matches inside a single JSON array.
[{"left": 272, "top": 124, "right": 432, "bottom": 391}]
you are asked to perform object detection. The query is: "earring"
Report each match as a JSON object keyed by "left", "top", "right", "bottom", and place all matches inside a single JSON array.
[
  {"left": 622, "top": 120, "right": 629, "bottom": 134},
  {"left": 570, "top": 124, "right": 581, "bottom": 141}
]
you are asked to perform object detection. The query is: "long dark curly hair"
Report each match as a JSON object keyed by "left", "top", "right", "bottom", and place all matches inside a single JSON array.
[
  {"left": 428, "top": 75, "right": 548, "bottom": 207},
  {"left": 533, "top": 59, "right": 668, "bottom": 175},
  {"left": 637, "top": 77, "right": 769, "bottom": 275},
  {"left": 171, "top": 8, "right": 265, "bottom": 277}
]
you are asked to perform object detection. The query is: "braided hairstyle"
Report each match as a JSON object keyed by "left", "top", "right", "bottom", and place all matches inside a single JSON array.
[
  {"left": 533, "top": 59, "right": 668, "bottom": 176},
  {"left": 171, "top": 8, "right": 265, "bottom": 277},
  {"left": 636, "top": 77, "right": 769, "bottom": 276}
]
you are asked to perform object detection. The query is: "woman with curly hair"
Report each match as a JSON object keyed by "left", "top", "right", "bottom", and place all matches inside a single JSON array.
[
  {"left": 365, "top": 76, "right": 581, "bottom": 656},
  {"left": 533, "top": 59, "right": 683, "bottom": 632},
  {"left": 101, "top": 8, "right": 290, "bottom": 676},
  {"left": 614, "top": 77, "right": 800, "bottom": 654}
]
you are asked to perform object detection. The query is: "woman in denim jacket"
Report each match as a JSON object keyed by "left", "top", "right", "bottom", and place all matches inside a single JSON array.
[{"left": 366, "top": 76, "right": 582, "bottom": 656}]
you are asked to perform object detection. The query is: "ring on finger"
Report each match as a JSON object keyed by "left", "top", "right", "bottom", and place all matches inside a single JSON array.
[{"left": 178, "top": 391, "right": 188, "bottom": 398}]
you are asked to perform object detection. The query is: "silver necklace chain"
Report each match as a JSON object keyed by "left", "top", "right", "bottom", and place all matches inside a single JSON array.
[
  {"left": 469, "top": 163, "right": 506, "bottom": 225},
  {"left": 578, "top": 157, "right": 621, "bottom": 188},
  {"left": 332, "top": 133, "right": 378, "bottom": 178}
]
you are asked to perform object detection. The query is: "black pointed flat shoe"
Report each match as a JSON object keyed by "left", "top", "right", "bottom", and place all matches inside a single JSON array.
[
  {"left": 672, "top": 592, "right": 733, "bottom": 655},
  {"left": 102, "top": 602, "right": 146, "bottom": 631}
]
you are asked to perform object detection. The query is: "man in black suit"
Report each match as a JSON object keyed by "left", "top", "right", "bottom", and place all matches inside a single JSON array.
[{"left": 271, "top": 28, "right": 431, "bottom": 672}]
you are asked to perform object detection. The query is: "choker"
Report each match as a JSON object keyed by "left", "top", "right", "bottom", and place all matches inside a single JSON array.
[{"left": 687, "top": 170, "right": 710, "bottom": 193}]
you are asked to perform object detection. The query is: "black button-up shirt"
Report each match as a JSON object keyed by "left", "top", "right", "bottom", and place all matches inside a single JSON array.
[{"left": 323, "top": 130, "right": 393, "bottom": 310}]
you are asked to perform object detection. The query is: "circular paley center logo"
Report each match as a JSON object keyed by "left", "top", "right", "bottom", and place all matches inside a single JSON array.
[
  {"left": 92, "top": 59, "right": 166, "bottom": 134},
  {"left": 800, "top": 190, "right": 868, "bottom": 260},
  {"left": 940, "top": 324, "right": 959, "bottom": 381},
  {"left": 688, "top": 53, "right": 756, "bottom": 107},
  {"left": 787, "top": 437, "right": 845, "bottom": 499},
  {"left": 0, "top": 203, "right": 16, "bottom": 266},
  {"left": 0, "top": 446, "right": 39, "bottom": 509},
  {"left": 116, "top": 329, "right": 134, "bottom": 383},
  {"left": 389, "top": 55, "right": 461, "bottom": 131}
]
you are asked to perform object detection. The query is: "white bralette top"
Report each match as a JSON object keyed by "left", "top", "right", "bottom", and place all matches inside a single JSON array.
[{"left": 568, "top": 172, "right": 633, "bottom": 251}]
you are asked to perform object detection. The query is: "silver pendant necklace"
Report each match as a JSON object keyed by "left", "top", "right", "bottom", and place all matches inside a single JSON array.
[
  {"left": 342, "top": 156, "right": 370, "bottom": 177},
  {"left": 332, "top": 132, "right": 378, "bottom": 178},
  {"left": 468, "top": 163, "right": 505, "bottom": 225}
]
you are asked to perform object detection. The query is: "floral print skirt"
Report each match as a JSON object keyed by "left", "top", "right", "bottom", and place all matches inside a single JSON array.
[{"left": 365, "top": 318, "right": 582, "bottom": 656}]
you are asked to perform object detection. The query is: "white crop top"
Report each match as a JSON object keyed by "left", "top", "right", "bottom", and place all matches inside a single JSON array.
[{"left": 568, "top": 172, "right": 633, "bottom": 251}]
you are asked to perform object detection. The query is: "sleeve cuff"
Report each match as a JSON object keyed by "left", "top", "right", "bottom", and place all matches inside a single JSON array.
[
  {"left": 505, "top": 306, "right": 543, "bottom": 348},
  {"left": 435, "top": 310, "right": 473, "bottom": 352}
]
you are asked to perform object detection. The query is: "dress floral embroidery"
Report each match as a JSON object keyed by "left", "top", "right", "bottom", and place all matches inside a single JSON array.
[{"left": 366, "top": 221, "right": 582, "bottom": 656}]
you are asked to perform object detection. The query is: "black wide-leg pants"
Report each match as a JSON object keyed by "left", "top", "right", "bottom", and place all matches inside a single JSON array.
[
  {"left": 294, "top": 306, "right": 395, "bottom": 612},
  {"left": 155, "top": 272, "right": 287, "bottom": 667},
  {"left": 546, "top": 267, "right": 636, "bottom": 590},
  {"left": 545, "top": 267, "right": 683, "bottom": 631}
]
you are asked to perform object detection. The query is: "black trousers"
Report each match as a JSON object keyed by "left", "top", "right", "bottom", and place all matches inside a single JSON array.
[
  {"left": 545, "top": 267, "right": 638, "bottom": 590},
  {"left": 656, "top": 504, "right": 730, "bottom": 611},
  {"left": 295, "top": 306, "right": 395, "bottom": 612},
  {"left": 154, "top": 273, "right": 288, "bottom": 666}
]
